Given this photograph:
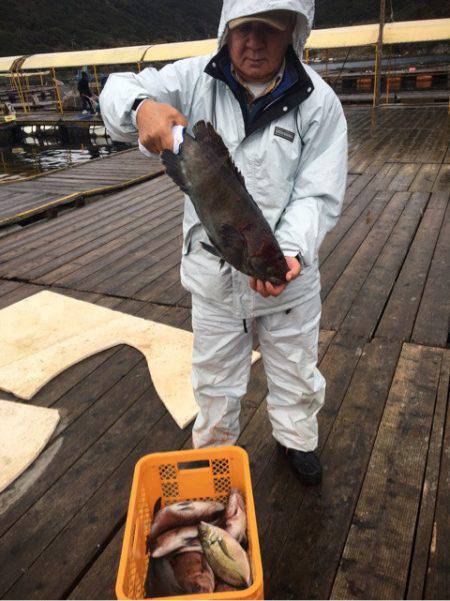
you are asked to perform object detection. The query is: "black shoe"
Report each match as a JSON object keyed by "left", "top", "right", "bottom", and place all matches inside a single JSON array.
[{"left": 278, "top": 443, "right": 322, "bottom": 486}]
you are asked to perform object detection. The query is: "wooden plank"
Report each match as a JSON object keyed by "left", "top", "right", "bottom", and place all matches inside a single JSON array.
[
  {"left": 365, "top": 161, "right": 402, "bottom": 191},
  {"left": 267, "top": 339, "right": 402, "bottom": 600},
  {"left": 432, "top": 164, "right": 450, "bottom": 193},
  {"left": 322, "top": 191, "right": 410, "bottom": 331},
  {"left": 68, "top": 525, "right": 123, "bottom": 599},
  {"left": 112, "top": 245, "right": 182, "bottom": 299},
  {"left": 320, "top": 187, "right": 378, "bottom": 262},
  {"left": 444, "top": 144, "right": 450, "bottom": 164},
  {"left": 376, "top": 193, "right": 448, "bottom": 343},
  {"left": 342, "top": 172, "right": 377, "bottom": 209},
  {"left": 0, "top": 279, "right": 23, "bottom": 298},
  {"left": 138, "top": 262, "right": 184, "bottom": 304},
  {"left": 0, "top": 282, "right": 51, "bottom": 311},
  {"left": 409, "top": 164, "right": 443, "bottom": 193},
  {"left": 331, "top": 343, "right": 443, "bottom": 600},
  {"left": 320, "top": 191, "right": 394, "bottom": 298},
  {"left": 388, "top": 162, "right": 421, "bottom": 192},
  {"left": 337, "top": 192, "right": 430, "bottom": 339},
  {"left": 424, "top": 352, "right": 450, "bottom": 600},
  {"left": 412, "top": 200, "right": 450, "bottom": 348},
  {"left": 407, "top": 350, "right": 449, "bottom": 599}
]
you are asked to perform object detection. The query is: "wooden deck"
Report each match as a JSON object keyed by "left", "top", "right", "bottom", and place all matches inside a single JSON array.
[
  {"left": 0, "top": 148, "right": 163, "bottom": 227},
  {"left": 0, "top": 105, "right": 448, "bottom": 600}
]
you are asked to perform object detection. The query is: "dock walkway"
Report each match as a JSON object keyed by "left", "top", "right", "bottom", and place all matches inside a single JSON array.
[
  {"left": 10, "top": 111, "right": 102, "bottom": 126},
  {"left": 0, "top": 148, "right": 163, "bottom": 227},
  {"left": 0, "top": 105, "right": 448, "bottom": 600}
]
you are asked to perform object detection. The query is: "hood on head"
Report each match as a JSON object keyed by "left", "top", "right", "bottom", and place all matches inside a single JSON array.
[{"left": 217, "top": 0, "right": 314, "bottom": 56}]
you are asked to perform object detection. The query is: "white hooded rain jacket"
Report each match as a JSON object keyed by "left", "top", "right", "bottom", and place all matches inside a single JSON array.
[{"left": 100, "top": 0, "right": 348, "bottom": 319}]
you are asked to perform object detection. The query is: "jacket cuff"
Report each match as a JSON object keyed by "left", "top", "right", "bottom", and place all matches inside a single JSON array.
[
  {"left": 280, "top": 244, "right": 308, "bottom": 268},
  {"left": 130, "top": 96, "right": 152, "bottom": 128}
]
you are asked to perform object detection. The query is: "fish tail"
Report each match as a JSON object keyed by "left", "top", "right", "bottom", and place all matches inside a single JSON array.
[{"left": 161, "top": 149, "right": 190, "bottom": 194}]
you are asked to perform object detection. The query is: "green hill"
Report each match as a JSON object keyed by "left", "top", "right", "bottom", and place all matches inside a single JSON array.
[{"left": 0, "top": 0, "right": 448, "bottom": 57}]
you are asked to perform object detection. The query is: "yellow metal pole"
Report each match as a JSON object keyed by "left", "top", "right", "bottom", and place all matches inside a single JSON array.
[
  {"left": 385, "top": 49, "right": 392, "bottom": 104},
  {"left": 305, "top": 49, "right": 310, "bottom": 64},
  {"left": 93, "top": 64, "right": 100, "bottom": 95},
  {"left": 136, "top": 62, "right": 141, "bottom": 72},
  {"left": 25, "top": 74, "right": 32, "bottom": 108},
  {"left": 15, "top": 74, "right": 29, "bottom": 113},
  {"left": 52, "top": 68, "right": 63, "bottom": 114},
  {"left": 372, "top": 45, "right": 378, "bottom": 108},
  {"left": 40, "top": 73, "right": 44, "bottom": 87},
  {"left": 374, "top": 0, "right": 386, "bottom": 107},
  {"left": 16, "top": 73, "right": 28, "bottom": 113}
]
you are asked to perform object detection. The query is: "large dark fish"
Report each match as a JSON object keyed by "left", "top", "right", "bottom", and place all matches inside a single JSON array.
[{"left": 161, "top": 121, "right": 289, "bottom": 285}]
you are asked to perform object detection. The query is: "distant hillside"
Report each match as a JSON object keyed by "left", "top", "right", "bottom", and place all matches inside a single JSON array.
[{"left": 0, "top": 0, "right": 448, "bottom": 56}]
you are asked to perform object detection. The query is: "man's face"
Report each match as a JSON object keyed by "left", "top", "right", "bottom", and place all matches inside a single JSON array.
[{"left": 228, "top": 20, "right": 294, "bottom": 83}]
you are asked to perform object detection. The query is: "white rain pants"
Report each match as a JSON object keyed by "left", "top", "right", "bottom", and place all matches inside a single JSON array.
[{"left": 191, "top": 293, "right": 325, "bottom": 451}]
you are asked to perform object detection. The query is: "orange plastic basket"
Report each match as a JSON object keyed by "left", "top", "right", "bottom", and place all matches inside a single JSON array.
[{"left": 116, "top": 446, "right": 264, "bottom": 600}]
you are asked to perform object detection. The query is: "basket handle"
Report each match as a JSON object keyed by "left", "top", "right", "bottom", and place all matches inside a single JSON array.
[{"left": 177, "top": 459, "right": 210, "bottom": 470}]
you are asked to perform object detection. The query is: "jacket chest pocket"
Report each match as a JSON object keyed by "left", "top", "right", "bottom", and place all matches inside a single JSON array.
[{"left": 248, "top": 121, "right": 302, "bottom": 192}]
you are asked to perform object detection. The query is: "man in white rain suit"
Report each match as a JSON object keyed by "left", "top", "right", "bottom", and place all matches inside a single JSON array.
[{"left": 100, "top": 0, "right": 347, "bottom": 485}]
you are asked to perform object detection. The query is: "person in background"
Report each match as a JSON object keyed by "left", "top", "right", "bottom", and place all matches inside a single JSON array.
[{"left": 77, "top": 71, "right": 94, "bottom": 114}]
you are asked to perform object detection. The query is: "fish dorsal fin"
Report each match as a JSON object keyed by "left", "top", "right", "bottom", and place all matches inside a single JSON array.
[
  {"left": 192, "top": 121, "right": 246, "bottom": 188},
  {"left": 218, "top": 536, "right": 235, "bottom": 561}
]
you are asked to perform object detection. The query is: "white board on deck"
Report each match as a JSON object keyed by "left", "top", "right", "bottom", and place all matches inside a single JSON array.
[
  {"left": 0, "top": 291, "right": 260, "bottom": 429},
  {"left": 0, "top": 399, "right": 59, "bottom": 493}
]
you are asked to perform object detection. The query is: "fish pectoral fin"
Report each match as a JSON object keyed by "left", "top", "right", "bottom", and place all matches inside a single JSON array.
[
  {"left": 200, "top": 241, "right": 221, "bottom": 257},
  {"left": 200, "top": 241, "right": 227, "bottom": 270},
  {"left": 218, "top": 537, "right": 235, "bottom": 561},
  {"left": 219, "top": 224, "right": 246, "bottom": 249}
]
